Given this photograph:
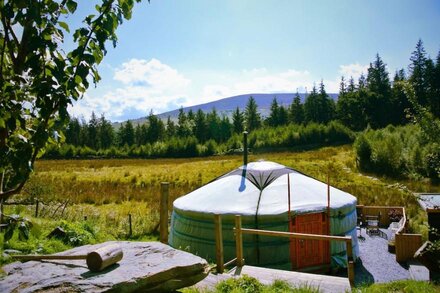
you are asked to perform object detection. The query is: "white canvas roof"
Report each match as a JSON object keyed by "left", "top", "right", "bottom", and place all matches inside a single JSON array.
[{"left": 174, "top": 161, "right": 357, "bottom": 216}]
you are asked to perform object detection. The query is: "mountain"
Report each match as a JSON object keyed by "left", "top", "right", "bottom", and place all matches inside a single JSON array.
[{"left": 123, "top": 92, "right": 338, "bottom": 126}]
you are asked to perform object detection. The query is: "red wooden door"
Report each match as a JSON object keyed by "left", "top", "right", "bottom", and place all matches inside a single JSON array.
[{"left": 290, "top": 213, "right": 329, "bottom": 269}]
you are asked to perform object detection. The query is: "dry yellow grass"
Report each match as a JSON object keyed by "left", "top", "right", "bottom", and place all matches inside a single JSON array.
[{"left": 14, "top": 145, "right": 439, "bottom": 238}]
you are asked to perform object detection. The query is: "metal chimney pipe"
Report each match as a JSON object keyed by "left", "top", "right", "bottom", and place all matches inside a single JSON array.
[{"left": 243, "top": 131, "right": 248, "bottom": 166}]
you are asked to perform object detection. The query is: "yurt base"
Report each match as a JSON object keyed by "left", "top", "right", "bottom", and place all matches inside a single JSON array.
[
  {"left": 295, "top": 263, "right": 332, "bottom": 274},
  {"left": 194, "top": 265, "right": 351, "bottom": 293}
]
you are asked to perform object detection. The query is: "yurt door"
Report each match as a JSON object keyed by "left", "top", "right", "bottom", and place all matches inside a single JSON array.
[{"left": 292, "top": 213, "right": 329, "bottom": 269}]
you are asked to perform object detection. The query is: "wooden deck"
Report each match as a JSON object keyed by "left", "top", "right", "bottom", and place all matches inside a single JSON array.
[{"left": 194, "top": 265, "right": 351, "bottom": 293}]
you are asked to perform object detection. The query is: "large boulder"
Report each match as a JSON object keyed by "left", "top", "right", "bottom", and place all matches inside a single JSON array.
[{"left": 0, "top": 241, "right": 209, "bottom": 292}]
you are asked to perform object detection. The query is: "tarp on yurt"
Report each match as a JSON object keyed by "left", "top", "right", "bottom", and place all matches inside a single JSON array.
[{"left": 169, "top": 161, "right": 359, "bottom": 270}]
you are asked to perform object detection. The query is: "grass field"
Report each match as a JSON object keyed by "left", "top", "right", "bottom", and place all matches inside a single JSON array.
[{"left": 2, "top": 145, "right": 439, "bottom": 263}]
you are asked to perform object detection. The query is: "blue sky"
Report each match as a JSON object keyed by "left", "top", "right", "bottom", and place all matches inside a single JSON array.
[{"left": 68, "top": 0, "right": 440, "bottom": 122}]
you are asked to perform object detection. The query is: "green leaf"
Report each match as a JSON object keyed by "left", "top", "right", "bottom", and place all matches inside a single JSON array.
[
  {"left": 18, "top": 222, "right": 30, "bottom": 241},
  {"left": 59, "top": 21, "right": 70, "bottom": 33},
  {"left": 66, "top": 0, "right": 78, "bottom": 13},
  {"left": 74, "top": 75, "right": 82, "bottom": 85},
  {"left": 4, "top": 225, "right": 14, "bottom": 242}
]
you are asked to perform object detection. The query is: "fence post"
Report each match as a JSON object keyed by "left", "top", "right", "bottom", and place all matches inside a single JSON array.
[
  {"left": 160, "top": 182, "right": 170, "bottom": 244},
  {"left": 346, "top": 238, "right": 355, "bottom": 286},
  {"left": 0, "top": 198, "right": 3, "bottom": 232},
  {"left": 35, "top": 200, "right": 39, "bottom": 218},
  {"left": 235, "top": 215, "right": 244, "bottom": 267},
  {"left": 128, "top": 213, "right": 133, "bottom": 238},
  {"left": 214, "top": 214, "right": 224, "bottom": 273}
]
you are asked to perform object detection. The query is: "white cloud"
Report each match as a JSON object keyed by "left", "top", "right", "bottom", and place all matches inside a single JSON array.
[
  {"left": 339, "top": 63, "right": 369, "bottom": 80},
  {"left": 69, "top": 58, "right": 191, "bottom": 121},
  {"left": 114, "top": 58, "right": 190, "bottom": 89},
  {"left": 70, "top": 59, "right": 357, "bottom": 122},
  {"left": 200, "top": 69, "right": 314, "bottom": 103}
]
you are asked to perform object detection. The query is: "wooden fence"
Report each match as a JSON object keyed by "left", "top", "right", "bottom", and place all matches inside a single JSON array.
[
  {"left": 395, "top": 233, "right": 423, "bottom": 262},
  {"left": 358, "top": 205, "right": 423, "bottom": 263},
  {"left": 213, "top": 214, "right": 355, "bottom": 286},
  {"left": 357, "top": 205, "right": 405, "bottom": 228}
]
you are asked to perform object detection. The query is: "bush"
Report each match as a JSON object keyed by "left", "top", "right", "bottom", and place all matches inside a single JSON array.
[
  {"left": 354, "top": 124, "right": 438, "bottom": 179},
  {"left": 216, "top": 275, "right": 264, "bottom": 293}
]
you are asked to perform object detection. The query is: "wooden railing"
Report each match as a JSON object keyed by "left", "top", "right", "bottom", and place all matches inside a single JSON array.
[
  {"left": 395, "top": 233, "right": 423, "bottom": 262},
  {"left": 357, "top": 205, "right": 405, "bottom": 228},
  {"left": 213, "top": 214, "right": 355, "bottom": 286},
  {"left": 395, "top": 208, "right": 407, "bottom": 234},
  {"left": 357, "top": 205, "right": 423, "bottom": 263}
]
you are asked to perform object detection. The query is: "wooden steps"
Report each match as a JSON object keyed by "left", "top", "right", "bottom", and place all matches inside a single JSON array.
[
  {"left": 408, "top": 260, "right": 429, "bottom": 281},
  {"left": 230, "top": 265, "right": 351, "bottom": 293}
]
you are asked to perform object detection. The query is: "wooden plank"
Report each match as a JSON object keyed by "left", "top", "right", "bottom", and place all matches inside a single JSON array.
[
  {"left": 235, "top": 215, "right": 244, "bottom": 267},
  {"left": 395, "top": 233, "right": 423, "bottom": 262},
  {"left": 233, "top": 265, "right": 350, "bottom": 293},
  {"left": 240, "top": 227, "right": 351, "bottom": 242},
  {"left": 360, "top": 206, "right": 405, "bottom": 227},
  {"left": 214, "top": 214, "right": 224, "bottom": 274},
  {"left": 159, "top": 182, "right": 169, "bottom": 244}
]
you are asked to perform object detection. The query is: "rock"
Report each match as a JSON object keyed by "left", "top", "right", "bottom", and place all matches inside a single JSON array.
[
  {"left": 0, "top": 241, "right": 209, "bottom": 292},
  {"left": 46, "top": 226, "right": 67, "bottom": 239}
]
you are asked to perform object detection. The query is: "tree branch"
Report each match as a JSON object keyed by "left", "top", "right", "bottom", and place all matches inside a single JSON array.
[
  {"left": 0, "top": 180, "right": 26, "bottom": 202},
  {"left": 5, "top": 19, "right": 18, "bottom": 47},
  {"left": 72, "top": 0, "right": 115, "bottom": 82},
  {"left": 1, "top": 16, "right": 17, "bottom": 67}
]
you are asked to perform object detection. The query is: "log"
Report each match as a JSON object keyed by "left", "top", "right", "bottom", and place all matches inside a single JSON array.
[
  {"left": 86, "top": 244, "right": 124, "bottom": 272},
  {"left": 13, "top": 244, "right": 123, "bottom": 272}
]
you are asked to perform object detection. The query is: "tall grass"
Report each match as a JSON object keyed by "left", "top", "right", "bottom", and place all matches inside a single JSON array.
[
  {"left": 354, "top": 124, "right": 440, "bottom": 180},
  {"left": 2, "top": 145, "right": 439, "bottom": 264}
]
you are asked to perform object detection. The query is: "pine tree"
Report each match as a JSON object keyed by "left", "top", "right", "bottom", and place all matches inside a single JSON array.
[
  {"left": 278, "top": 106, "right": 289, "bottom": 126},
  {"left": 426, "top": 57, "right": 440, "bottom": 117},
  {"left": 336, "top": 91, "right": 367, "bottom": 131},
  {"left": 358, "top": 74, "right": 366, "bottom": 89},
  {"left": 177, "top": 107, "right": 191, "bottom": 137},
  {"left": 319, "top": 80, "right": 335, "bottom": 123},
  {"left": 304, "top": 85, "right": 319, "bottom": 123},
  {"left": 365, "top": 54, "right": 392, "bottom": 128},
  {"left": 206, "top": 109, "right": 221, "bottom": 141},
  {"left": 431, "top": 49, "right": 440, "bottom": 117},
  {"left": 409, "top": 39, "right": 429, "bottom": 106},
  {"left": 87, "top": 112, "right": 99, "bottom": 149},
  {"left": 218, "top": 116, "right": 232, "bottom": 142},
  {"left": 339, "top": 76, "right": 347, "bottom": 95},
  {"left": 98, "top": 114, "right": 114, "bottom": 149},
  {"left": 348, "top": 76, "right": 356, "bottom": 92},
  {"left": 267, "top": 97, "right": 280, "bottom": 127},
  {"left": 289, "top": 92, "right": 304, "bottom": 124},
  {"left": 232, "top": 107, "right": 244, "bottom": 133},
  {"left": 65, "top": 117, "right": 81, "bottom": 146},
  {"left": 134, "top": 124, "right": 143, "bottom": 146},
  {"left": 245, "top": 96, "right": 261, "bottom": 131},
  {"left": 194, "top": 109, "right": 207, "bottom": 142},
  {"left": 304, "top": 81, "right": 334, "bottom": 124},
  {"left": 79, "top": 117, "right": 88, "bottom": 146},
  {"left": 118, "top": 121, "right": 135, "bottom": 146},
  {"left": 187, "top": 109, "right": 195, "bottom": 121},
  {"left": 146, "top": 111, "right": 165, "bottom": 143},
  {"left": 391, "top": 73, "right": 411, "bottom": 125},
  {"left": 165, "top": 116, "right": 176, "bottom": 138}
]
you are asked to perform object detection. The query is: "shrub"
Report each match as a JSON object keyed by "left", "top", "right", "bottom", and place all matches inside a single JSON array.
[{"left": 354, "top": 124, "right": 437, "bottom": 179}]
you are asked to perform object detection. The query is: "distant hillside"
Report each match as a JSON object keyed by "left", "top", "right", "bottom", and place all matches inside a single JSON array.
[{"left": 120, "top": 92, "right": 338, "bottom": 126}]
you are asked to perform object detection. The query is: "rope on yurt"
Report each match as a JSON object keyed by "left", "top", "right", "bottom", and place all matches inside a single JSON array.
[{"left": 327, "top": 173, "right": 331, "bottom": 265}]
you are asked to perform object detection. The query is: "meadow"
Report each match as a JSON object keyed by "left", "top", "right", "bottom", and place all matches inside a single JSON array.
[{"left": 2, "top": 145, "right": 439, "bottom": 262}]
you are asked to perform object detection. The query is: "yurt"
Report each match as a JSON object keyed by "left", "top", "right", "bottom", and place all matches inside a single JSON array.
[{"left": 169, "top": 161, "right": 359, "bottom": 271}]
